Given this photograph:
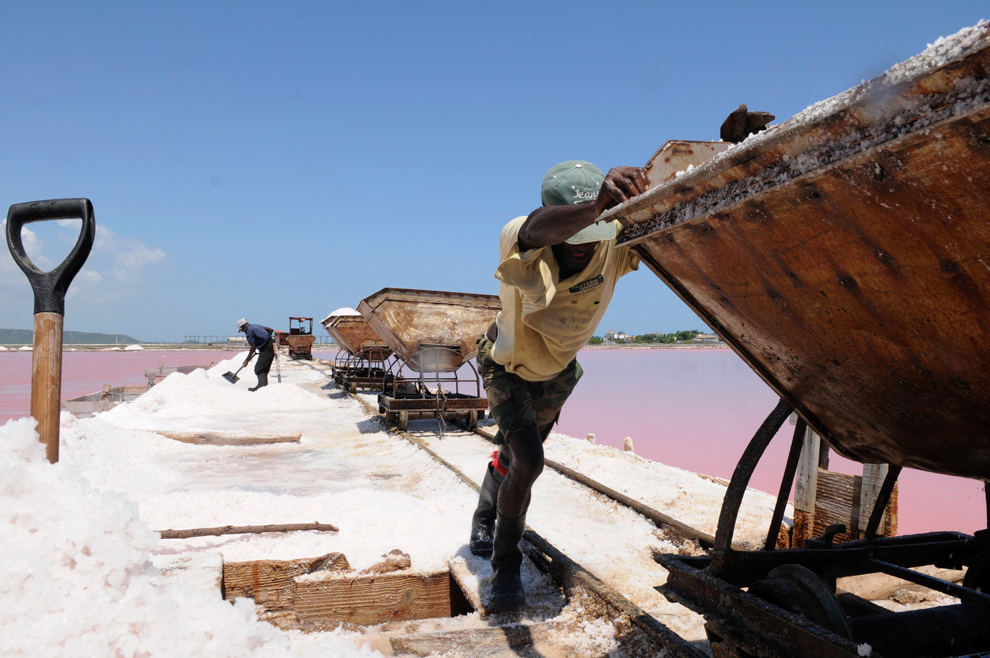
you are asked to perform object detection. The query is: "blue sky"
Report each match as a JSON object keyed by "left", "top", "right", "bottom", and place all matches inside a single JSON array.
[{"left": 1, "top": 2, "right": 986, "bottom": 341}]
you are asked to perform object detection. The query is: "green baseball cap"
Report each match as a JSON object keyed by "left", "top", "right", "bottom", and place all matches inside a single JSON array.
[{"left": 541, "top": 160, "right": 617, "bottom": 244}]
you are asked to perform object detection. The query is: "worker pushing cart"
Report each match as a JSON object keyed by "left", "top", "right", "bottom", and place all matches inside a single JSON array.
[{"left": 471, "top": 108, "right": 773, "bottom": 612}]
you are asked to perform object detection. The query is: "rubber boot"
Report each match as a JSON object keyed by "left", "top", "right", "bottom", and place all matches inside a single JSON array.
[
  {"left": 489, "top": 511, "right": 526, "bottom": 612},
  {"left": 469, "top": 464, "right": 503, "bottom": 557},
  {"left": 249, "top": 372, "right": 268, "bottom": 392}
]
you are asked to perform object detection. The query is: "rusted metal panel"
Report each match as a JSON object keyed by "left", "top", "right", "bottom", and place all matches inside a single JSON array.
[
  {"left": 606, "top": 24, "right": 990, "bottom": 480},
  {"left": 321, "top": 314, "right": 392, "bottom": 358},
  {"left": 358, "top": 288, "right": 500, "bottom": 373}
]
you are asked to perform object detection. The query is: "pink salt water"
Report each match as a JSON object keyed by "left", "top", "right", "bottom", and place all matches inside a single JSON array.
[
  {"left": 0, "top": 350, "right": 230, "bottom": 424},
  {"left": 0, "top": 347, "right": 983, "bottom": 535},
  {"left": 557, "top": 348, "right": 986, "bottom": 537}
]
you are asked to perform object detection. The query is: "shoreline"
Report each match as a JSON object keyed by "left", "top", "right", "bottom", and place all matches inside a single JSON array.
[
  {"left": 0, "top": 342, "right": 727, "bottom": 352},
  {"left": 581, "top": 343, "right": 728, "bottom": 351}
]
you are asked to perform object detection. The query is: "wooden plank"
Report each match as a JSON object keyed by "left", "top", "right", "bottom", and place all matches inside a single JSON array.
[
  {"left": 158, "top": 431, "right": 301, "bottom": 445},
  {"left": 793, "top": 429, "right": 820, "bottom": 514},
  {"left": 812, "top": 469, "right": 861, "bottom": 544},
  {"left": 837, "top": 565, "right": 965, "bottom": 601},
  {"left": 161, "top": 522, "right": 338, "bottom": 539},
  {"left": 293, "top": 569, "right": 455, "bottom": 626},
  {"left": 223, "top": 553, "right": 349, "bottom": 611},
  {"left": 858, "top": 463, "right": 890, "bottom": 533}
]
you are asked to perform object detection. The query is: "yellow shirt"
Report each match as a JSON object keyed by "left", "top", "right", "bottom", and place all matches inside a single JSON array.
[{"left": 491, "top": 216, "right": 639, "bottom": 381}]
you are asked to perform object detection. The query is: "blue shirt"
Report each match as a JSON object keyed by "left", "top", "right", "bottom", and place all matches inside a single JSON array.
[{"left": 244, "top": 323, "right": 271, "bottom": 348}]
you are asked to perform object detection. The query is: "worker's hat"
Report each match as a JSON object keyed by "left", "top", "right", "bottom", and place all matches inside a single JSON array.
[
  {"left": 541, "top": 161, "right": 617, "bottom": 244},
  {"left": 236, "top": 318, "right": 248, "bottom": 329}
]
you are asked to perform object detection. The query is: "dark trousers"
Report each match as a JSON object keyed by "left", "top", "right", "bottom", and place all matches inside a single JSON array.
[
  {"left": 254, "top": 341, "right": 274, "bottom": 386},
  {"left": 476, "top": 336, "right": 582, "bottom": 518}
]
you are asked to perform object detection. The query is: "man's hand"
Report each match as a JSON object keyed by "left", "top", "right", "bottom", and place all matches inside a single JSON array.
[
  {"left": 594, "top": 167, "right": 650, "bottom": 216},
  {"left": 242, "top": 359, "right": 250, "bottom": 368}
]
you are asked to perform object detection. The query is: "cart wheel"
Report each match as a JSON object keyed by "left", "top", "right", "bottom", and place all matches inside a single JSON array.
[
  {"left": 348, "top": 382, "right": 357, "bottom": 394},
  {"left": 398, "top": 411, "right": 409, "bottom": 431},
  {"left": 748, "top": 565, "right": 852, "bottom": 639},
  {"left": 466, "top": 410, "right": 478, "bottom": 431},
  {"left": 964, "top": 550, "right": 990, "bottom": 592}
]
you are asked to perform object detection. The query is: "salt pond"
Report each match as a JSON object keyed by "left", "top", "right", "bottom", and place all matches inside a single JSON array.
[{"left": 0, "top": 347, "right": 983, "bottom": 535}]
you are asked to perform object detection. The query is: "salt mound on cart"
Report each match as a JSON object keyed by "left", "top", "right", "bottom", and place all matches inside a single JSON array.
[
  {"left": 0, "top": 417, "right": 377, "bottom": 658},
  {"left": 100, "top": 368, "right": 351, "bottom": 434}
]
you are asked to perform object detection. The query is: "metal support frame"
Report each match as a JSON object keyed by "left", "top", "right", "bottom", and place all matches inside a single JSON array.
[
  {"left": 379, "top": 345, "right": 487, "bottom": 431},
  {"left": 713, "top": 399, "right": 792, "bottom": 556},
  {"left": 655, "top": 397, "right": 990, "bottom": 656},
  {"left": 764, "top": 416, "right": 807, "bottom": 550}
]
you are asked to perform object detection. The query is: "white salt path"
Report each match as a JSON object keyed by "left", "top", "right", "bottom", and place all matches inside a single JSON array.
[
  {"left": 5, "top": 354, "right": 645, "bottom": 656},
  {"left": 351, "top": 375, "right": 791, "bottom": 644}
]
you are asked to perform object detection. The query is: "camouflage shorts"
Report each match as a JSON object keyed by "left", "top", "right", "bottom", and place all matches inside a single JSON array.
[{"left": 476, "top": 335, "right": 583, "bottom": 442}]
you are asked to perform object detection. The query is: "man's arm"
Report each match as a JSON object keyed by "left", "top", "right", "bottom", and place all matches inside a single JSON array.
[
  {"left": 517, "top": 167, "right": 649, "bottom": 251},
  {"left": 242, "top": 346, "right": 257, "bottom": 368}
]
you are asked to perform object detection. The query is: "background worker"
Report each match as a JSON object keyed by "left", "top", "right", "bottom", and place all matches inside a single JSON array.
[
  {"left": 470, "top": 160, "right": 649, "bottom": 612},
  {"left": 237, "top": 318, "right": 276, "bottom": 391}
]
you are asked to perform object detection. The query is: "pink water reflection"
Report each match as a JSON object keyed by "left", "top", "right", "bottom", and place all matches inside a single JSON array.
[
  {"left": 0, "top": 350, "right": 232, "bottom": 423},
  {"left": 557, "top": 348, "right": 986, "bottom": 536}
]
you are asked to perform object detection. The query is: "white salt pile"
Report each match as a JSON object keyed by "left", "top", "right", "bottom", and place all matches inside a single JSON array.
[
  {"left": 18, "top": 346, "right": 32, "bottom": 351},
  {"left": 321, "top": 307, "right": 362, "bottom": 326},
  {"left": 0, "top": 345, "right": 8, "bottom": 351},
  {"left": 123, "top": 344, "right": 145, "bottom": 351},
  {"left": 0, "top": 417, "right": 379, "bottom": 658}
]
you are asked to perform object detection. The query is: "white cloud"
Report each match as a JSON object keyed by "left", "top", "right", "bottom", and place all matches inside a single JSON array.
[
  {"left": 112, "top": 241, "right": 166, "bottom": 281},
  {"left": 0, "top": 218, "right": 166, "bottom": 308}
]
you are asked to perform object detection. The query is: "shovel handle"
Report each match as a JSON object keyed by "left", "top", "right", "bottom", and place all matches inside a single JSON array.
[
  {"left": 32, "top": 312, "right": 64, "bottom": 463},
  {"left": 6, "top": 199, "right": 96, "bottom": 464},
  {"left": 6, "top": 198, "right": 96, "bottom": 315}
]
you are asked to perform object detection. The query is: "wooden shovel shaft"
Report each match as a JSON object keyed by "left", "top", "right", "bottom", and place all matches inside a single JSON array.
[{"left": 32, "top": 312, "right": 64, "bottom": 463}]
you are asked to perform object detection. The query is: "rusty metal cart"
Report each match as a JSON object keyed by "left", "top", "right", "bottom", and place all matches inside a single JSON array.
[
  {"left": 321, "top": 309, "right": 395, "bottom": 393},
  {"left": 357, "top": 288, "right": 500, "bottom": 431},
  {"left": 284, "top": 317, "right": 316, "bottom": 360},
  {"left": 605, "top": 23, "right": 990, "bottom": 658}
]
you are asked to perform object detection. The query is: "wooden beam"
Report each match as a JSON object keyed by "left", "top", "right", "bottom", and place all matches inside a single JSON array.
[
  {"left": 223, "top": 552, "right": 350, "bottom": 610},
  {"left": 792, "top": 428, "right": 820, "bottom": 547},
  {"left": 294, "top": 570, "right": 461, "bottom": 626},
  {"left": 158, "top": 431, "right": 301, "bottom": 445},
  {"left": 158, "top": 522, "right": 338, "bottom": 539},
  {"left": 793, "top": 428, "right": 820, "bottom": 514},
  {"left": 858, "top": 463, "right": 890, "bottom": 533}
]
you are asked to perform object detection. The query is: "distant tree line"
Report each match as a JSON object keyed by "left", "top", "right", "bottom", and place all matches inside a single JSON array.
[
  {"left": 633, "top": 330, "right": 701, "bottom": 344},
  {"left": 587, "top": 330, "right": 702, "bottom": 345}
]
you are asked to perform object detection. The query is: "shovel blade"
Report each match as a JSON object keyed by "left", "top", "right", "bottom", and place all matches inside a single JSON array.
[{"left": 222, "top": 372, "right": 239, "bottom": 384}]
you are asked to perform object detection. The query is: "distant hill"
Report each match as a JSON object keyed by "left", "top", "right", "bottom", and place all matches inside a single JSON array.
[{"left": 0, "top": 329, "right": 142, "bottom": 345}]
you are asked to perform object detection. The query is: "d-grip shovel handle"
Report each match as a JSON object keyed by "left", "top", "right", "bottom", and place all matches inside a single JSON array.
[
  {"left": 6, "top": 198, "right": 95, "bottom": 316},
  {"left": 6, "top": 198, "right": 95, "bottom": 464}
]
